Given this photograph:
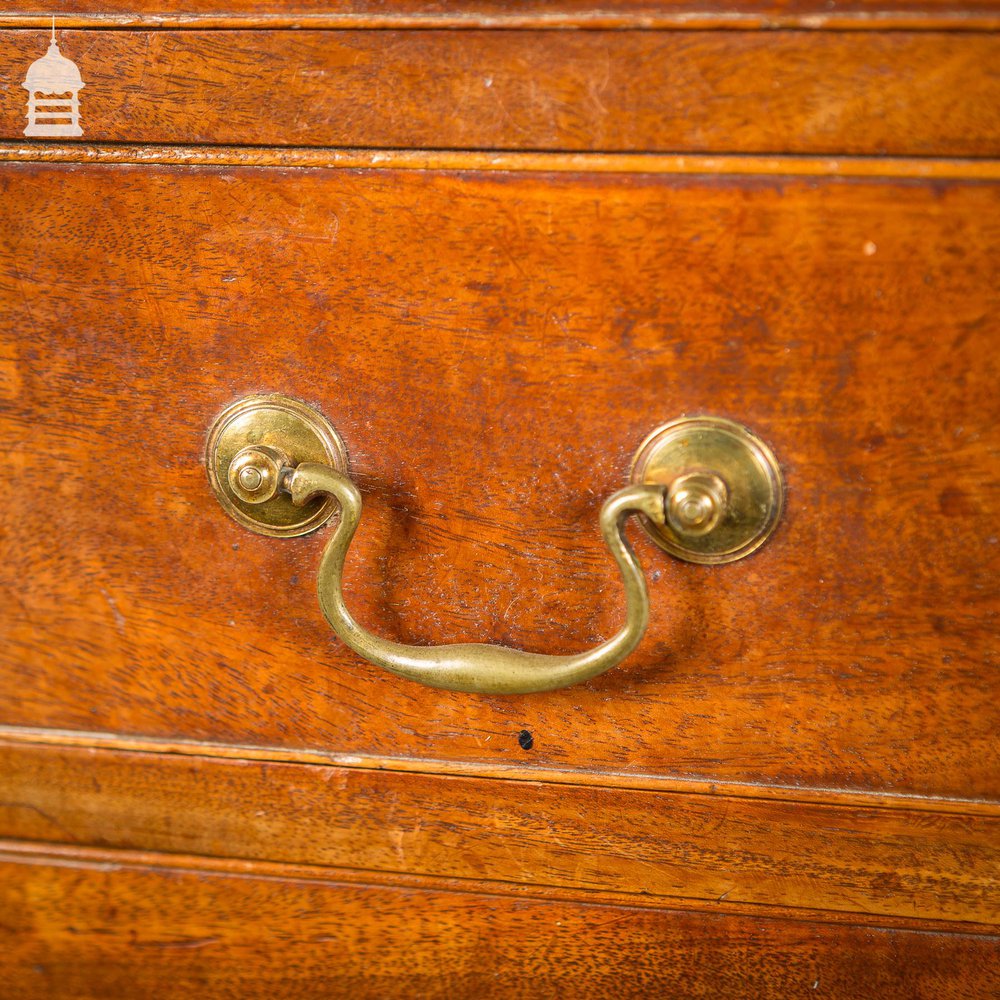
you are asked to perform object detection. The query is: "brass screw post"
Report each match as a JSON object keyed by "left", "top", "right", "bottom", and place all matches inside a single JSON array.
[
  {"left": 227, "top": 445, "right": 289, "bottom": 505},
  {"left": 666, "top": 472, "right": 728, "bottom": 537}
]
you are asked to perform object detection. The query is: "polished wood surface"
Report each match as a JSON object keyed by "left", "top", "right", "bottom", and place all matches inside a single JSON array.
[
  {"left": 3, "top": 1, "right": 1000, "bottom": 30},
  {"left": 11, "top": 720, "right": 997, "bottom": 812},
  {"left": 2, "top": 161, "right": 997, "bottom": 798},
  {"left": 2, "top": 4, "right": 998, "bottom": 993},
  {"left": 3, "top": 29, "right": 998, "bottom": 155},
  {"left": 6, "top": 144, "right": 1000, "bottom": 179},
  {"left": 1, "top": 739, "right": 996, "bottom": 923},
  {"left": 4, "top": 850, "right": 996, "bottom": 1000}
]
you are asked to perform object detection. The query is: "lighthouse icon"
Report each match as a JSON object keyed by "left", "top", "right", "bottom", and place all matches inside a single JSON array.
[{"left": 22, "top": 20, "right": 86, "bottom": 137}]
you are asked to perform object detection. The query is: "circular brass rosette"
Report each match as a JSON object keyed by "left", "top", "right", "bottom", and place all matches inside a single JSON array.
[
  {"left": 205, "top": 394, "right": 347, "bottom": 537},
  {"left": 630, "top": 415, "right": 783, "bottom": 564}
]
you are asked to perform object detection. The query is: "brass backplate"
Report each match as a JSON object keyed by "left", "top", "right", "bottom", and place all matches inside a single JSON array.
[
  {"left": 205, "top": 394, "right": 347, "bottom": 537},
  {"left": 630, "top": 416, "right": 783, "bottom": 564}
]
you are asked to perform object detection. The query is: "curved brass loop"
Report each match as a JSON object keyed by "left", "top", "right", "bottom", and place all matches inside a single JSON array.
[{"left": 286, "top": 462, "right": 669, "bottom": 694}]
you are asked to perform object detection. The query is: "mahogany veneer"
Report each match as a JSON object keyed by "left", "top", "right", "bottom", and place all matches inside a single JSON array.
[{"left": 1, "top": 4, "right": 997, "bottom": 994}]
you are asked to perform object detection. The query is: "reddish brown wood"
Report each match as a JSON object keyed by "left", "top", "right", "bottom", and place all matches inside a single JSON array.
[
  {"left": 1, "top": 852, "right": 997, "bottom": 999},
  {"left": 1, "top": 740, "right": 998, "bottom": 923},
  {"left": 2, "top": 30, "right": 999, "bottom": 155},
  {"left": 4, "top": 145, "right": 1000, "bottom": 179},
  {"left": 3, "top": 1, "right": 1000, "bottom": 30},
  {"left": 9, "top": 721, "right": 998, "bottom": 813},
  {"left": 3, "top": 4, "right": 998, "bottom": 991},
  {"left": 5, "top": 836, "right": 997, "bottom": 935},
  {"left": 1, "top": 162, "right": 998, "bottom": 798}
]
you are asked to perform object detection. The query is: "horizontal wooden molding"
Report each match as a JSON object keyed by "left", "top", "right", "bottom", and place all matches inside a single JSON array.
[
  {"left": 1, "top": 144, "right": 999, "bottom": 178},
  {"left": 2, "top": 12, "right": 1000, "bottom": 31},
  {"left": 1, "top": 738, "right": 997, "bottom": 924},
  {"left": 1, "top": 839, "right": 999, "bottom": 936},
  {"left": 2, "top": 725, "right": 998, "bottom": 815}
]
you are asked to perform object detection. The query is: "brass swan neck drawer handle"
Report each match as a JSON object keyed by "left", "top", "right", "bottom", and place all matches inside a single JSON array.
[
  {"left": 206, "top": 396, "right": 783, "bottom": 694},
  {"left": 289, "top": 462, "right": 667, "bottom": 694}
]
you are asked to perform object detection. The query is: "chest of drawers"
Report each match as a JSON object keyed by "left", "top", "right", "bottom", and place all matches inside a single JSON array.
[{"left": 1, "top": 3, "right": 998, "bottom": 996}]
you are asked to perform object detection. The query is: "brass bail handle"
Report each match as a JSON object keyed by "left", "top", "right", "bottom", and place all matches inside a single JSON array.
[{"left": 206, "top": 396, "right": 783, "bottom": 694}]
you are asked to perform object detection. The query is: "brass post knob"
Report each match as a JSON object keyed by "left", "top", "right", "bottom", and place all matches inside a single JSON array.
[
  {"left": 204, "top": 394, "right": 348, "bottom": 537},
  {"left": 227, "top": 445, "right": 290, "bottom": 504},
  {"left": 665, "top": 471, "right": 729, "bottom": 537},
  {"left": 630, "top": 415, "right": 784, "bottom": 564}
]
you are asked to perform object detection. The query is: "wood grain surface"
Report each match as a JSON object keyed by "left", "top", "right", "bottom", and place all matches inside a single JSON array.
[
  {"left": 4, "top": 6, "right": 998, "bottom": 992},
  {"left": 3, "top": 0, "right": 1000, "bottom": 30},
  {"left": 4, "top": 144, "right": 1000, "bottom": 179},
  {"left": 3, "top": 29, "right": 1000, "bottom": 155},
  {"left": 8, "top": 721, "right": 997, "bottom": 812},
  {"left": 1, "top": 740, "right": 997, "bottom": 922},
  {"left": 2, "top": 851, "right": 996, "bottom": 1000},
  {"left": 1, "top": 162, "right": 998, "bottom": 799}
]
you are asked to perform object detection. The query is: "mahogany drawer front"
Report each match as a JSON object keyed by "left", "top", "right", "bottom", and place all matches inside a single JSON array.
[
  {"left": 2, "top": 28, "right": 999, "bottom": 155},
  {"left": 3, "top": 850, "right": 996, "bottom": 1000},
  {"left": 1, "top": 158, "right": 997, "bottom": 800}
]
